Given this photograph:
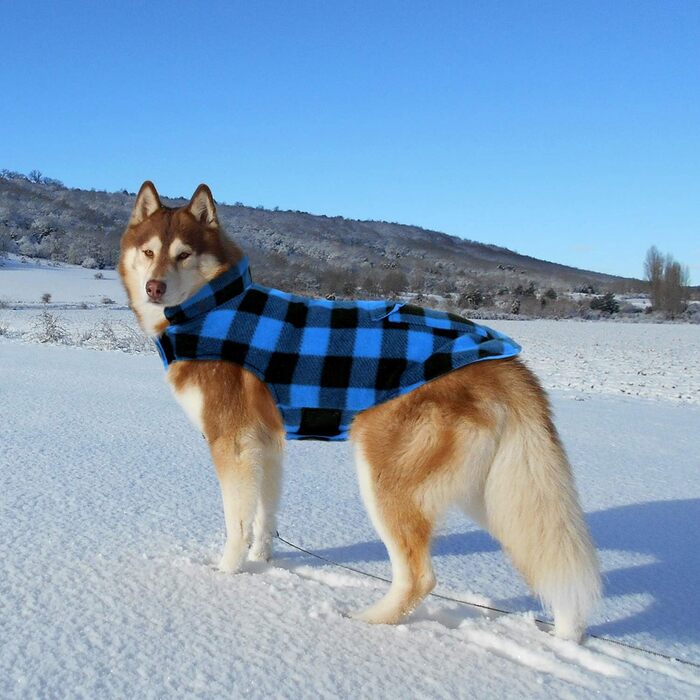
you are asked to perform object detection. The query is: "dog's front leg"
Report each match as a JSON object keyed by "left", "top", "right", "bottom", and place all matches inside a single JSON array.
[
  {"left": 248, "top": 444, "right": 282, "bottom": 562},
  {"left": 210, "top": 437, "right": 260, "bottom": 573}
]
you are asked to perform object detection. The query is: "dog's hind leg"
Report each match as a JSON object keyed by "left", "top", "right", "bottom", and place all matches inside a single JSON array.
[
  {"left": 249, "top": 442, "right": 283, "bottom": 562},
  {"left": 211, "top": 436, "right": 261, "bottom": 573},
  {"left": 350, "top": 447, "right": 436, "bottom": 624}
]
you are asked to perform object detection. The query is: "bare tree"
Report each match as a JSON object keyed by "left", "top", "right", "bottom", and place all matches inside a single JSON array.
[
  {"left": 644, "top": 246, "right": 664, "bottom": 310},
  {"left": 644, "top": 246, "right": 689, "bottom": 315},
  {"left": 663, "top": 257, "right": 690, "bottom": 316}
]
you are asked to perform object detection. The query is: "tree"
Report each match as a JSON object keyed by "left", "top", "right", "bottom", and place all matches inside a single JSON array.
[
  {"left": 644, "top": 246, "right": 664, "bottom": 310},
  {"left": 663, "top": 257, "right": 690, "bottom": 316},
  {"left": 644, "top": 246, "right": 689, "bottom": 315}
]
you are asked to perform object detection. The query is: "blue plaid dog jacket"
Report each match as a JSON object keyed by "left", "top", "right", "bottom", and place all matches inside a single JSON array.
[{"left": 155, "top": 257, "right": 521, "bottom": 440}]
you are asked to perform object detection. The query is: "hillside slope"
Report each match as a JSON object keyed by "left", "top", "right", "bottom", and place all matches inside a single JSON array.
[{"left": 0, "top": 173, "right": 642, "bottom": 299}]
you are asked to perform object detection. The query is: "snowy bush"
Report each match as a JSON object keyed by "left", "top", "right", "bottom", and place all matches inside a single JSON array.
[
  {"left": 31, "top": 310, "right": 68, "bottom": 344},
  {"left": 590, "top": 292, "right": 620, "bottom": 314},
  {"left": 81, "top": 257, "right": 98, "bottom": 269}
]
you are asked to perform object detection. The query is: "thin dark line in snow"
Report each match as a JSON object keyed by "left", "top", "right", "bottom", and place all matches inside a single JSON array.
[{"left": 275, "top": 533, "right": 700, "bottom": 671}]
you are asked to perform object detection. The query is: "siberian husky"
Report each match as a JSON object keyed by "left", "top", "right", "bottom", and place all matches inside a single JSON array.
[{"left": 119, "top": 181, "right": 600, "bottom": 641}]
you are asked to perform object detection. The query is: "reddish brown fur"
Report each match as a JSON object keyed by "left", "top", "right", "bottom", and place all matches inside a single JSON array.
[
  {"left": 168, "top": 361, "right": 284, "bottom": 445},
  {"left": 119, "top": 182, "right": 600, "bottom": 641}
]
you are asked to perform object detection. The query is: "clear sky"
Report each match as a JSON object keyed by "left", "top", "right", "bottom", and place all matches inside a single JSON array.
[{"left": 1, "top": 1, "right": 698, "bottom": 282}]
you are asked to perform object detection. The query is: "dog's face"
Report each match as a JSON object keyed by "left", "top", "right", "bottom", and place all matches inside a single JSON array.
[{"left": 119, "top": 182, "right": 239, "bottom": 336}]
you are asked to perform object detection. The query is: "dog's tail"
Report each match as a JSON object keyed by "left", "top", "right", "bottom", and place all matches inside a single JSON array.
[{"left": 483, "top": 364, "right": 601, "bottom": 641}]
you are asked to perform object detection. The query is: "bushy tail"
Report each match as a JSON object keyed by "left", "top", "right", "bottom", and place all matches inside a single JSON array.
[{"left": 483, "top": 407, "right": 601, "bottom": 641}]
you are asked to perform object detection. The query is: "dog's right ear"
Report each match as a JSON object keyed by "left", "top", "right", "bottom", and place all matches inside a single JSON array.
[{"left": 129, "top": 181, "right": 162, "bottom": 226}]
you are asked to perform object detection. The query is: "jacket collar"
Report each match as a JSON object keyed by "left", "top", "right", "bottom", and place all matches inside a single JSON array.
[{"left": 164, "top": 256, "right": 253, "bottom": 325}]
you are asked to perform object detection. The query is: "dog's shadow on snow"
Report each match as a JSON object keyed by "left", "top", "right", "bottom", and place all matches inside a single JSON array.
[
  {"left": 588, "top": 498, "right": 700, "bottom": 643},
  {"left": 481, "top": 498, "right": 700, "bottom": 646},
  {"left": 285, "top": 528, "right": 500, "bottom": 566},
  {"left": 284, "top": 499, "right": 700, "bottom": 646}
]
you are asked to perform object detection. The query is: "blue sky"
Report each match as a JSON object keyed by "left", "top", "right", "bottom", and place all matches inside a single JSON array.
[{"left": 1, "top": 1, "right": 698, "bottom": 282}]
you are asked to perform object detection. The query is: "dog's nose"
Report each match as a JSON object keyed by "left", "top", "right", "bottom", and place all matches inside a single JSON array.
[{"left": 146, "top": 279, "right": 167, "bottom": 301}]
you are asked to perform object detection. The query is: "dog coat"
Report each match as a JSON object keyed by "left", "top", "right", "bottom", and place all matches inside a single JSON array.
[{"left": 155, "top": 257, "right": 521, "bottom": 440}]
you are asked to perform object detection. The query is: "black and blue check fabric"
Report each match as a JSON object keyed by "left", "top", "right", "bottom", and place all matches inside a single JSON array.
[{"left": 155, "top": 257, "right": 521, "bottom": 440}]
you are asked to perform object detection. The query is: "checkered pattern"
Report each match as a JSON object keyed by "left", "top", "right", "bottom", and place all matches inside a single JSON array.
[{"left": 155, "top": 257, "right": 521, "bottom": 440}]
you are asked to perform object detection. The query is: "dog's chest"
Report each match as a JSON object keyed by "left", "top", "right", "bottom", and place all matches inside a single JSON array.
[{"left": 170, "top": 381, "right": 205, "bottom": 433}]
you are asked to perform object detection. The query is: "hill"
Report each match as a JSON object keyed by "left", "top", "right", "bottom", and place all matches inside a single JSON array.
[{"left": 0, "top": 170, "right": 644, "bottom": 309}]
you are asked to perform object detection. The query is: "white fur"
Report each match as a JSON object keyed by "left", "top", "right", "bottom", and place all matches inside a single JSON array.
[
  {"left": 171, "top": 383, "right": 204, "bottom": 433},
  {"left": 249, "top": 444, "right": 283, "bottom": 562},
  {"left": 482, "top": 419, "right": 601, "bottom": 641},
  {"left": 140, "top": 236, "right": 162, "bottom": 255},
  {"left": 208, "top": 436, "right": 283, "bottom": 572},
  {"left": 215, "top": 440, "right": 261, "bottom": 573}
]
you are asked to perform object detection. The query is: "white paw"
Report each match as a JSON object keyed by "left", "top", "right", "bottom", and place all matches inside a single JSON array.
[
  {"left": 218, "top": 544, "right": 246, "bottom": 573},
  {"left": 350, "top": 600, "right": 401, "bottom": 625},
  {"left": 248, "top": 541, "right": 272, "bottom": 562}
]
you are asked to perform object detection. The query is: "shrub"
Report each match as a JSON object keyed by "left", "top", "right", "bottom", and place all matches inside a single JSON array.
[
  {"left": 590, "top": 292, "right": 620, "bottom": 314},
  {"left": 41, "top": 292, "right": 51, "bottom": 304},
  {"left": 94, "top": 271, "right": 104, "bottom": 280},
  {"left": 382, "top": 270, "right": 408, "bottom": 294},
  {"left": 31, "top": 310, "right": 68, "bottom": 343},
  {"left": 458, "top": 286, "right": 485, "bottom": 309}
]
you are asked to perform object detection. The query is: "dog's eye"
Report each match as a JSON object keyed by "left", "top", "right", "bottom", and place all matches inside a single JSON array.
[
  {"left": 143, "top": 249, "right": 154, "bottom": 258},
  {"left": 177, "top": 251, "right": 191, "bottom": 261}
]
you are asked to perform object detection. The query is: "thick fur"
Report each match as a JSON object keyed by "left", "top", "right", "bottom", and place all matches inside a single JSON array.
[{"left": 119, "top": 182, "right": 600, "bottom": 641}]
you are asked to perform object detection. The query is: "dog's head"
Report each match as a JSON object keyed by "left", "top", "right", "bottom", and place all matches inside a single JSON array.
[{"left": 119, "top": 181, "right": 241, "bottom": 336}]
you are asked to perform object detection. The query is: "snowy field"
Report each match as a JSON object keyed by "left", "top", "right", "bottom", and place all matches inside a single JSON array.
[{"left": 1, "top": 258, "right": 700, "bottom": 698}]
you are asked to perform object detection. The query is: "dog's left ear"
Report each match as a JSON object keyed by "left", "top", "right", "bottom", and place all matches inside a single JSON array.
[
  {"left": 130, "top": 181, "right": 162, "bottom": 226},
  {"left": 188, "top": 184, "right": 218, "bottom": 227}
]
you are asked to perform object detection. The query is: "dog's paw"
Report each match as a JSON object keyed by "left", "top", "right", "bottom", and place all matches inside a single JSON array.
[
  {"left": 349, "top": 602, "right": 402, "bottom": 625},
  {"left": 248, "top": 543, "right": 272, "bottom": 562},
  {"left": 218, "top": 545, "right": 246, "bottom": 573}
]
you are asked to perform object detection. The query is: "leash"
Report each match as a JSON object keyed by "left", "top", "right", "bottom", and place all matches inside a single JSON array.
[{"left": 274, "top": 532, "right": 700, "bottom": 671}]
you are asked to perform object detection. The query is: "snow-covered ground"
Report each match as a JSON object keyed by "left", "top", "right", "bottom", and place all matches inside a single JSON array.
[{"left": 1, "top": 258, "right": 700, "bottom": 697}]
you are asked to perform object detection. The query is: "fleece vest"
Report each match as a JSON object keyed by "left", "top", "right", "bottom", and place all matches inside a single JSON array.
[{"left": 155, "top": 257, "right": 521, "bottom": 440}]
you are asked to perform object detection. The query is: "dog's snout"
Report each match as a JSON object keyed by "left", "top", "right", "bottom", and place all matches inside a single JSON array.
[{"left": 146, "top": 279, "right": 167, "bottom": 301}]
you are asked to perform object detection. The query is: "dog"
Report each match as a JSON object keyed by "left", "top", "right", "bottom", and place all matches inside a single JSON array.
[{"left": 119, "top": 181, "right": 600, "bottom": 642}]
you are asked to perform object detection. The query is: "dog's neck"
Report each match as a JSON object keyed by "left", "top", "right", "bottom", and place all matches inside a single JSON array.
[{"left": 163, "top": 257, "right": 253, "bottom": 327}]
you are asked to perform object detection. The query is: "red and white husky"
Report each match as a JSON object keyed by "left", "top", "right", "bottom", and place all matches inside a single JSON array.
[{"left": 119, "top": 181, "right": 600, "bottom": 641}]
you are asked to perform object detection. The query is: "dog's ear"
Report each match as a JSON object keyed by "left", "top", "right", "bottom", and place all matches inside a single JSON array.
[
  {"left": 188, "top": 184, "right": 218, "bottom": 227},
  {"left": 130, "top": 181, "right": 162, "bottom": 226}
]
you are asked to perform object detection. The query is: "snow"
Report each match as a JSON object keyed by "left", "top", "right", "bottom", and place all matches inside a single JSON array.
[
  {"left": 0, "top": 255, "right": 127, "bottom": 307},
  {"left": 1, "top": 260, "right": 700, "bottom": 697}
]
